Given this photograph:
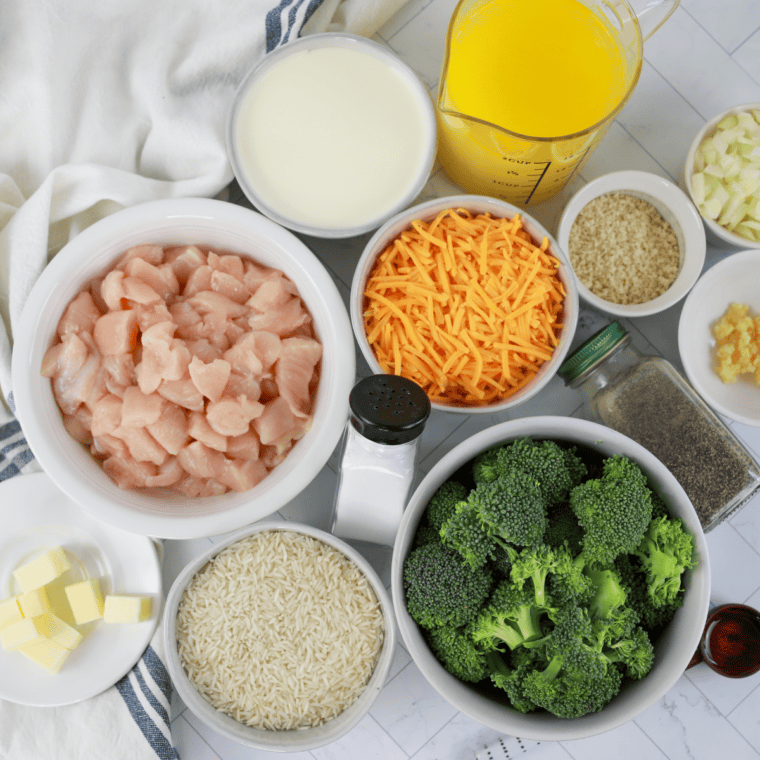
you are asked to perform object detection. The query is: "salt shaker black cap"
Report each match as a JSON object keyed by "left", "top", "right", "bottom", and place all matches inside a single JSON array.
[{"left": 349, "top": 375, "right": 431, "bottom": 445}]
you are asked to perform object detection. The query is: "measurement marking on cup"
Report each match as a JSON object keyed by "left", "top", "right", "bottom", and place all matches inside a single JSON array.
[{"left": 524, "top": 162, "right": 551, "bottom": 205}]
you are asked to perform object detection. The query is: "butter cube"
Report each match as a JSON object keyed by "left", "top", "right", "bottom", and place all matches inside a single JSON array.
[
  {"left": 0, "top": 596, "right": 24, "bottom": 630},
  {"left": 0, "top": 618, "right": 44, "bottom": 650},
  {"left": 104, "top": 595, "right": 152, "bottom": 624},
  {"left": 36, "top": 612, "right": 83, "bottom": 650},
  {"left": 18, "top": 587, "right": 51, "bottom": 618},
  {"left": 13, "top": 547, "right": 70, "bottom": 592},
  {"left": 64, "top": 579, "right": 104, "bottom": 624},
  {"left": 17, "top": 638, "right": 70, "bottom": 673}
]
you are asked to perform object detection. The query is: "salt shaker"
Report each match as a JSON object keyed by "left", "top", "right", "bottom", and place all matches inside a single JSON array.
[
  {"left": 331, "top": 375, "right": 430, "bottom": 546},
  {"left": 557, "top": 320, "right": 760, "bottom": 531}
]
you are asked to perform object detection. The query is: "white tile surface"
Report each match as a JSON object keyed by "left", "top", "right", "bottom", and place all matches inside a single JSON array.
[{"left": 165, "top": 1, "right": 760, "bottom": 758}]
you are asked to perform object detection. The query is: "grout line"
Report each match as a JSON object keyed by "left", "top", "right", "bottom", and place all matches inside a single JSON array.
[
  {"left": 175, "top": 714, "right": 224, "bottom": 760},
  {"left": 681, "top": 3, "right": 760, "bottom": 60}
]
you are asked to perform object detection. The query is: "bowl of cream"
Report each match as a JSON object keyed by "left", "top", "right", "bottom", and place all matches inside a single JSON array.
[{"left": 227, "top": 33, "right": 437, "bottom": 238}]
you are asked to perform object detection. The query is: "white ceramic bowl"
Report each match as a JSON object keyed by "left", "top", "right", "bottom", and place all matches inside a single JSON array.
[
  {"left": 164, "top": 521, "right": 396, "bottom": 752},
  {"left": 350, "top": 195, "right": 579, "bottom": 414},
  {"left": 678, "top": 249, "right": 760, "bottom": 426},
  {"left": 11, "top": 198, "right": 355, "bottom": 539},
  {"left": 683, "top": 103, "right": 760, "bottom": 249},
  {"left": 227, "top": 33, "right": 437, "bottom": 238},
  {"left": 391, "top": 416, "right": 711, "bottom": 741},
  {"left": 557, "top": 170, "right": 706, "bottom": 317}
]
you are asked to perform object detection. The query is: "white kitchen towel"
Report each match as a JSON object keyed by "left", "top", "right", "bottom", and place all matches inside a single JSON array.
[
  {"left": 0, "top": 0, "right": 410, "bottom": 407},
  {"left": 476, "top": 736, "right": 570, "bottom": 760},
  {"left": 0, "top": 2, "right": 410, "bottom": 758}
]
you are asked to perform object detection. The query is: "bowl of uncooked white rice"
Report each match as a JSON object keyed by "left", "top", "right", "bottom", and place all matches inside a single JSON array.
[{"left": 163, "top": 521, "right": 395, "bottom": 751}]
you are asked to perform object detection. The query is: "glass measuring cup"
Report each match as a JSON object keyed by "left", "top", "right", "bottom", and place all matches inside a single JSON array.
[{"left": 436, "top": 0, "right": 679, "bottom": 207}]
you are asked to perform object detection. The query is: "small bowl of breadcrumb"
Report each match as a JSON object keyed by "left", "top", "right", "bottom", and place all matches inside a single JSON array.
[
  {"left": 678, "top": 249, "right": 760, "bottom": 427},
  {"left": 557, "top": 170, "right": 706, "bottom": 318}
]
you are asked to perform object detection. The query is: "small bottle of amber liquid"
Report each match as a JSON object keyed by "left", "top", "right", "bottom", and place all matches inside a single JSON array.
[{"left": 700, "top": 604, "right": 760, "bottom": 678}]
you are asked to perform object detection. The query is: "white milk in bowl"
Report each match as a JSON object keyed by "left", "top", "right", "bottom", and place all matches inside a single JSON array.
[{"left": 228, "top": 34, "right": 437, "bottom": 238}]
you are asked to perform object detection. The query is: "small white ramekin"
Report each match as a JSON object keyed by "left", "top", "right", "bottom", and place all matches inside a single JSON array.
[{"left": 557, "top": 170, "right": 706, "bottom": 317}]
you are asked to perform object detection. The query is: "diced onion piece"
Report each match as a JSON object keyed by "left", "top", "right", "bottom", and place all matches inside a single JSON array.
[{"left": 692, "top": 109, "right": 760, "bottom": 240}]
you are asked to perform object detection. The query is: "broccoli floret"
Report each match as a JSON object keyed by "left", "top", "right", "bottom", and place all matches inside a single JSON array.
[
  {"left": 471, "top": 470, "right": 548, "bottom": 547},
  {"left": 404, "top": 542, "right": 493, "bottom": 630},
  {"left": 616, "top": 553, "right": 683, "bottom": 631},
  {"left": 544, "top": 501, "right": 584, "bottom": 554},
  {"left": 633, "top": 515, "right": 697, "bottom": 609},
  {"left": 510, "top": 543, "right": 589, "bottom": 609},
  {"left": 469, "top": 579, "right": 548, "bottom": 652},
  {"left": 472, "top": 447, "right": 501, "bottom": 486},
  {"left": 520, "top": 606, "right": 623, "bottom": 718},
  {"left": 495, "top": 438, "right": 588, "bottom": 506},
  {"left": 603, "top": 626, "right": 655, "bottom": 680},
  {"left": 441, "top": 501, "right": 501, "bottom": 570},
  {"left": 427, "top": 626, "right": 488, "bottom": 683},
  {"left": 413, "top": 522, "right": 441, "bottom": 548},
  {"left": 585, "top": 566, "right": 640, "bottom": 646},
  {"left": 427, "top": 480, "right": 469, "bottom": 533},
  {"left": 570, "top": 455, "right": 653, "bottom": 567},
  {"left": 487, "top": 649, "right": 538, "bottom": 714},
  {"left": 489, "top": 543, "right": 516, "bottom": 580}
]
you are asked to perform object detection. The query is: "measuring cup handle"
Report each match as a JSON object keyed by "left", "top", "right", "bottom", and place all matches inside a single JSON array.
[{"left": 627, "top": 0, "right": 680, "bottom": 41}]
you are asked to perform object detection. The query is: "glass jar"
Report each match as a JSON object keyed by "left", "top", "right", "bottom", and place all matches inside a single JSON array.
[{"left": 558, "top": 321, "right": 760, "bottom": 531}]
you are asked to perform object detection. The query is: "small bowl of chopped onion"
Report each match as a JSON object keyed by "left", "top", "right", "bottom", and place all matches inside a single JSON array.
[
  {"left": 351, "top": 195, "right": 579, "bottom": 413},
  {"left": 678, "top": 249, "right": 760, "bottom": 427},
  {"left": 684, "top": 103, "right": 760, "bottom": 249},
  {"left": 164, "top": 521, "right": 395, "bottom": 752},
  {"left": 557, "top": 170, "right": 706, "bottom": 318}
]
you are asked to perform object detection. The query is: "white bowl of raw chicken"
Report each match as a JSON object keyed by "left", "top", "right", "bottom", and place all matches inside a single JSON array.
[{"left": 11, "top": 198, "right": 355, "bottom": 539}]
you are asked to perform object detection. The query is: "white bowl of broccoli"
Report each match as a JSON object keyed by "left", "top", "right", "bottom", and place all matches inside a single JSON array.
[{"left": 391, "top": 416, "right": 710, "bottom": 741}]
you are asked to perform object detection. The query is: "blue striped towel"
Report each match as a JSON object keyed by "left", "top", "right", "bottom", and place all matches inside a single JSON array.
[{"left": 0, "top": 394, "right": 179, "bottom": 760}]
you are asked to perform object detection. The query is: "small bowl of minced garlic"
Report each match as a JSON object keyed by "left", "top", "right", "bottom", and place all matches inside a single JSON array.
[{"left": 557, "top": 170, "right": 706, "bottom": 318}]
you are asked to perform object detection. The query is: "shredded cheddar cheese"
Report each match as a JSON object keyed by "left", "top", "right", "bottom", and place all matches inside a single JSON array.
[{"left": 362, "top": 208, "right": 566, "bottom": 406}]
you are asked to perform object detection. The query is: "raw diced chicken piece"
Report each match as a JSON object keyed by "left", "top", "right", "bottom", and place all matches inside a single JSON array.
[
  {"left": 102, "top": 455, "right": 157, "bottom": 489},
  {"left": 57, "top": 291, "right": 102, "bottom": 338},
  {"left": 177, "top": 441, "right": 222, "bottom": 479},
  {"left": 124, "top": 257, "right": 176, "bottom": 302},
  {"left": 158, "top": 264, "right": 180, "bottom": 296},
  {"left": 208, "top": 252, "right": 246, "bottom": 281},
  {"left": 137, "top": 303, "right": 173, "bottom": 333},
  {"left": 243, "top": 261, "right": 282, "bottom": 293},
  {"left": 189, "top": 291, "right": 248, "bottom": 320},
  {"left": 253, "top": 396, "right": 298, "bottom": 445},
  {"left": 91, "top": 394, "right": 123, "bottom": 437},
  {"left": 206, "top": 396, "right": 264, "bottom": 437},
  {"left": 93, "top": 310, "right": 139, "bottom": 355},
  {"left": 276, "top": 337, "right": 322, "bottom": 418},
  {"left": 183, "top": 265, "right": 213, "bottom": 297},
  {"left": 247, "top": 297, "right": 309, "bottom": 336},
  {"left": 102, "top": 353, "right": 135, "bottom": 388},
  {"left": 210, "top": 270, "right": 249, "bottom": 304},
  {"left": 53, "top": 334, "right": 102, "bottom": 416},
  {"left": 186, "top": 339, "right": 222, "bottom": 364},
  {"left": 225, "top": 372, "right": 261, "bottom": 401},
  {"left": 121, "top": 386, "right": 164, "bottom": 428},
  {"left": 226, "top": 430, "right": 260, "bottom": 460},
  {"left": 62, "top": 413, "right": 93, "bottom": 445},
  {"left": 247, "top": 277, "right": 291, "bottom": 312},
  {"left": 187, "top": 411, "right": 227, "bottom": 452},
  {"left": 224, "top": 319, "right": 247, "bottom": 346},
  {"left": 157, "top": 378, "right": 204, "bottom": 412},
  {"left": 188, "top": 356, "right": 231, "bottom": 403},
  {"left": 145, "top": 458, "right": 184, "bottom": 488},
  {"left": 166, "top": 245, "right": 206, "bottom": 286},
  {"left": 216, "top": 458, "right": 268, "bottom": 492},
  {"left": 137, "top": 322, "right": 190, "bottom": 394},
  {"left": 122, "top": 276, "right": 162, "bottom": 305},
  {"left": 117, "top": 244, "right": 164, "bottom": 268},
  {"left": 146, "top": 403, "right": 189, "bottom": 455},
  {"left": 224, "top": 334, "right": 264, "bottom": 377},
  {"left": 112, "top": 426, "right": 168, "bottom": 466},
  {"left": 41, "top": 343, "right": 65, "bottom": 378},
  {"left": 100, "top": 270, "right": 127, "bottom": 311},
  {"left": 197, "top": 479, "right": 229, "bottom": 497},
  {"left": 91, "top": 433, "right": 128, "bottom": 459},
  {"left": 172, "top": 474, "right": 206, "bottom": 498},
  {"left": 170, "top": 301, "right": 203, "bottom": 337}
]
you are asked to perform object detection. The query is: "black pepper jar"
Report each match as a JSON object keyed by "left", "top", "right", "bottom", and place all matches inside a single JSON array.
[{"left": 558, "top": 321, "right": 760, "bottom": 532}]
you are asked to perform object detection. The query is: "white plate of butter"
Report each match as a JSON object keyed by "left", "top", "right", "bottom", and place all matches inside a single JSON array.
[{"left": 0, "top": 472, "right": 161, "bottom": 706}]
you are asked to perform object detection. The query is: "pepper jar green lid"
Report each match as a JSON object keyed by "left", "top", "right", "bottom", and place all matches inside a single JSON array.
[{"left": 557, "top": 321, "right": 629, "bottom": 384}]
